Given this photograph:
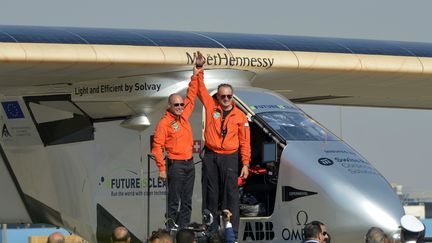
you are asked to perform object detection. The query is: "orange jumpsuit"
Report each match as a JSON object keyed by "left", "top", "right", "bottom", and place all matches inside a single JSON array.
[
  {"left": 152, "top": 71, "right": 199, "bottom": 172},
  {"left": 197, "top": 70, "right": 250, "bottom": 165},
  {"left": 151, "top": 70, "right": 200, "bottom": 228},
  {"left": 197, "top": 68, "right": 250, "bottom": 239}
]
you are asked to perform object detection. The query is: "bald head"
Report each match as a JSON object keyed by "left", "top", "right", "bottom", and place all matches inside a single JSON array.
[
  {"left": 167, "top": 93, "right": 185, "bottom": 116},
  {"left": 112, "top": 226, "right": 131, "bottom": 243},
  {"left": 365, "top": 227, "right": 387, "bottom": 243},
  {"left": 168, "top": 93, "right": 182, "bottom": 103},
  {"left": 47, "top": 232, "right": 65, "bottom": 243}
]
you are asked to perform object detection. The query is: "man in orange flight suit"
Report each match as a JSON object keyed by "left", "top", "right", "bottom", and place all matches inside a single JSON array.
[
  {"left": 151, "top": 64, "right": 200, "bottom": 229},
  {"left": 195, "top": 51, "right": 251, "bottom": 239}
]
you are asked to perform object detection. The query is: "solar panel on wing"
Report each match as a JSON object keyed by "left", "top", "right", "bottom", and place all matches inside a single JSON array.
[{"left": 1, "top": 25, "right": 432, "bottom": 57}]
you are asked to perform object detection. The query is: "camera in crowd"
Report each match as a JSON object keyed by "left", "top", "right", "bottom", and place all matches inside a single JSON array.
[{"left": 170, "top": 209, "right": 227, "bottom": 243}]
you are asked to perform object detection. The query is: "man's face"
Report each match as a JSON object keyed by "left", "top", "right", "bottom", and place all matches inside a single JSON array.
[
  {"left": 320, "top": 224, "right": 329, "bottom": 243},
  {"left": 168, "top": 95, "right": 185, "bottom": 116},
  {"left": 217, "top": 86, "right": 233, "bottom": 108}
]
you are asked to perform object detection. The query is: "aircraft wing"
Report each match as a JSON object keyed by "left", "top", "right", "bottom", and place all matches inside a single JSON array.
[{"left": 1, "top": 26, "right": 432, "bottom": 109}]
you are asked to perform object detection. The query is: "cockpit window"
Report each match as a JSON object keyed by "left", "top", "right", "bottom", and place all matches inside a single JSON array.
[{"left": 257, "top": 111, "right": 339, "bottom": 141}]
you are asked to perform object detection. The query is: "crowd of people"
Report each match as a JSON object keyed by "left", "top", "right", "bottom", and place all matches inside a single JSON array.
[{"left": 43, "top": 212, "right": 425, "bottom": 242}]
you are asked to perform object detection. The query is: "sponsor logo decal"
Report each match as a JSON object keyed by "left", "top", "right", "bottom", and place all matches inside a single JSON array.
[
  {"left": 1, "top": 101, "right": 24, "bottom": 119},
  {"left": 318, "top": 157, "right": 334, "bottom": 166},
  {"left": 243, "top": 221, "right": 275, "bottom": 241},
  {"left": 98, "top": 169, "right": 166, "bottom": 197},
  {"left": 0, "top": 105, "right": 39, "bottom": 145},
  {"left": 213, "top": 111, "right": 220, "bottom": 119},
  {"left": 321, "top": 150, "right": 380, "bottom": 176},
  {"left": 172, "top": 122, "right": 179, "bottom": 131},
  {"left": 324, "top": 149, "right": 356, "bottom": 155},
  {"left": 74, "top": 83, "right": 162, "bottom": 97},
  {"left": 187, "top": 52, "right": 274, "bottom": 69},
  {"left": 1, "top": 124, "right": 11, "bottom": 138},
  {"left": 296, "top": 210, "right": 308, "bottom": 226},
  {"left": 193, "top": 140, "right": 202, "bottom": 153},
  {"left": 243, "top": 211, "right": 312, "bottom": 241},
  {"left": 251, "top": 104, "right": 292, "bottom": 110},
  {"left": 281, "top": 210, "right": 308, "bottom": 241},
  {"left": 282, "top": 186, "right": 317, "bottom": 202}
]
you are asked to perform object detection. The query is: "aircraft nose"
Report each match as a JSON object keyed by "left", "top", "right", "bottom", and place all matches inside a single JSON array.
[{"left": 280, "top": 141, "right": 404, "bottom": 242}]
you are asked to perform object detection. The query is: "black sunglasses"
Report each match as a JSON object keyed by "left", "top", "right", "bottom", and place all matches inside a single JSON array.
[
  {"left": 220, "top": 94, "right": 233, "bottom": 99},
  {"left": 173, "top": 103, "right": 185, "bottom": 107}
]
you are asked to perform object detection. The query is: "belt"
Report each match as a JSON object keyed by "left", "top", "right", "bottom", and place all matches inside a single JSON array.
[
  {"left": 167, "top": 158, "right": 193, "bottom": 162},
  {"left": 205, "top": 149, "right": 238, "bottom": 155}
]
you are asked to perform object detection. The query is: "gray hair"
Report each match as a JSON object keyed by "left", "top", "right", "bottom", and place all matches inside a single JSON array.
[{"left": 217, "top": 83, "right": 233, "bottom": 93}]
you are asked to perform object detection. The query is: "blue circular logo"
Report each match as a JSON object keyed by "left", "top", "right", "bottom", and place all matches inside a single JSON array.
[{"left": 318, "top": 158, "right": 334, "bottom": 166}]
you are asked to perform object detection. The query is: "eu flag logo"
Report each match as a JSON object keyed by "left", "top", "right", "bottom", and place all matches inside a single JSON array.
[{"left": 2, "top": 101, "right": 24, "bottom": 119}]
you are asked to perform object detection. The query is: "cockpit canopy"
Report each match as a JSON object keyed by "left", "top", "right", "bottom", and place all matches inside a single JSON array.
[{"left": 257, "top": 111, "right": 339, "bottom": 142}]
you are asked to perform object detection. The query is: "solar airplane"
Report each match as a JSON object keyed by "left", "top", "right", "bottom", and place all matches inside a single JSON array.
[{"left": 1, "top": 25, "right": 431, "bottom": 242}]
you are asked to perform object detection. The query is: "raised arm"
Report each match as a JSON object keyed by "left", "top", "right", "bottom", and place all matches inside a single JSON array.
[
  {"left": 182, "top": 70, "right": 199, "bottom": 118},
  {"left": 193, "top": 51, "right": 215, "bottom": 110}
]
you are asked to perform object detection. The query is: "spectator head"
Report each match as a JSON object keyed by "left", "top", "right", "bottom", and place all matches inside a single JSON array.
[
  {"left": 304, "top": 222, "right": 324, "bottom": 242},
  {"left": 148, "top": 228, "right": 171, "bottom": 243},
  {"left": 176, "top": 228, "right": 196, "bottom": 243},
  {"left": 400, "top": 215, "right": 425, "bottom": 242},
  {"left": 365, "top": 227, "right": 388, "bottom": 243},
  {"left": 311, "top": 220, "right": 329, "bottom": 243},
  {"left": 111, "top": 226, "right": 131, "bottom": 243},
  {"left": 46, "top": 232, "right": 65, "bottom": 243}
]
